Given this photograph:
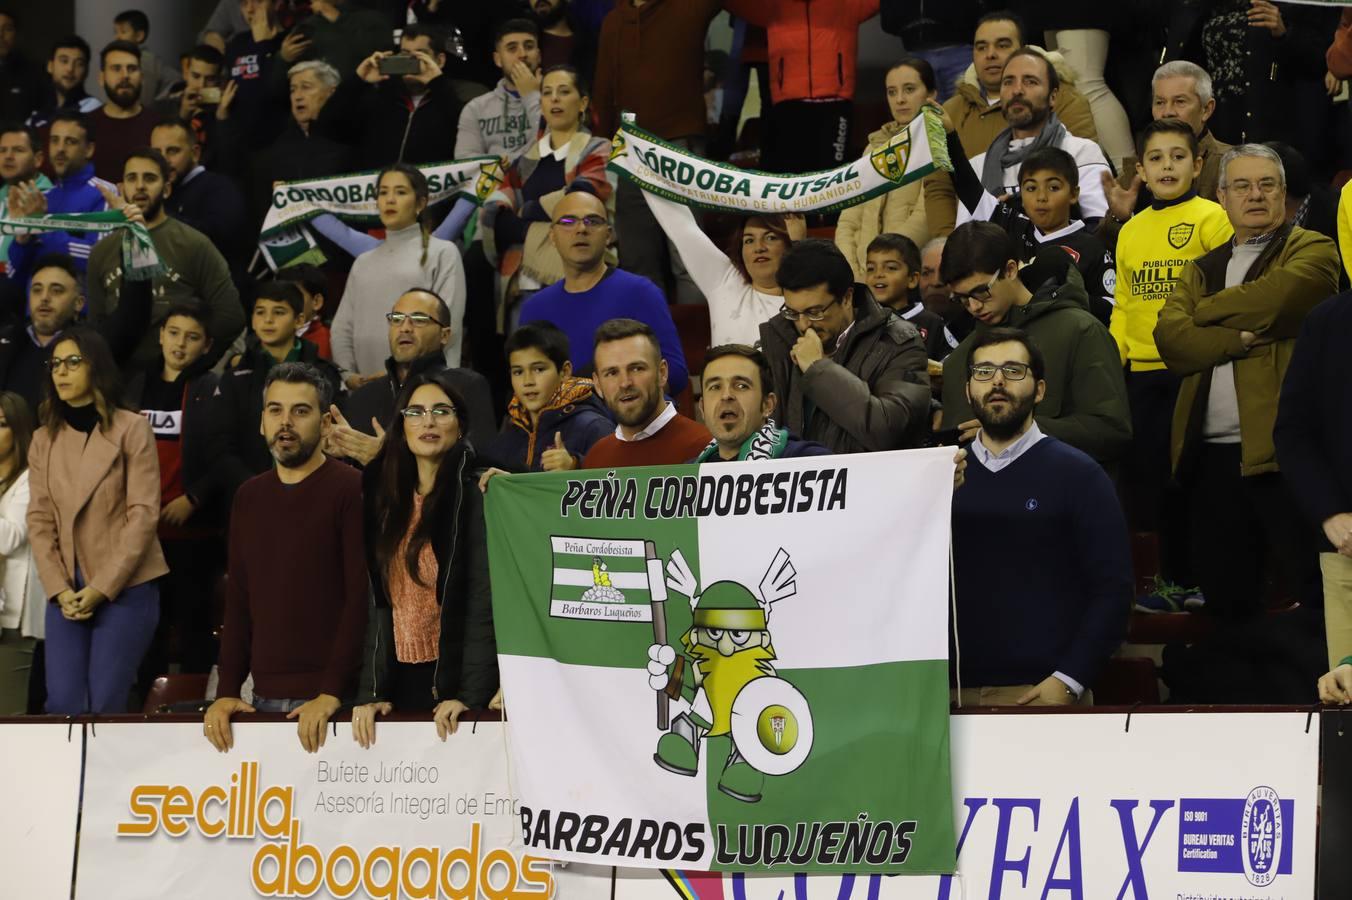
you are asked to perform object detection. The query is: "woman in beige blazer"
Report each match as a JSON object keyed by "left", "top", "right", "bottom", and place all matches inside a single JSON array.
[{"left": 27, "top": 327, "right": 167, "bottom": 713}]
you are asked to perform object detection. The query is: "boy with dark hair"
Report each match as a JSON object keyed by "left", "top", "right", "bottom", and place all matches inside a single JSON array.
[
  {"left": 210, "top": 281, "right": 341, "bottom": 500},
  {"left": 482, "top": 321, "right": 612, "bottom": 474},
  {"left": 127, "top": 301, "right": 223, "bottom": 676},
  {"left": 865, "top": 233, "right": 950, "bottom": 361},
  {"left": 938, "top": 103, "right": 1116, "bottom": 324},
  {"left": 1112, "top": 117, "right": 1232, "bottom": 611},
  {"left": 759, "top": 238, "right": 931, "bottom": 454},
  {"left": 938, "top": 221, "right": 1130, "bottom": 466},
  {"left": 276, "top": 263, "right": 331, "bottom": 359},
  {"left": 455, "top": 19, "right": 541, "bottom": 159}
]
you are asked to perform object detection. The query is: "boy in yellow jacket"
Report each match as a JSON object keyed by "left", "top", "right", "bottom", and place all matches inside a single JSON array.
[{"left": 1111, "top": 118, "right": 1231, "bottom": 612}]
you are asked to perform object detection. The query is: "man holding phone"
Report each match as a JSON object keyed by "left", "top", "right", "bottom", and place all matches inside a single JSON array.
[{"left": 353, "top": 23, "right": 461, "bottom": 166}]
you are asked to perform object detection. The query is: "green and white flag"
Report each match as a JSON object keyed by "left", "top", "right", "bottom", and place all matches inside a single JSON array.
[
  {"left": 258, "top": 155, "right": 503, "bottom": 240},
  {"left": 487, "top": 449, "right": 957, "bottom": 875},
  {"left": 607, "top": 107, "right": 951, "bottom": 215},
  {"left": 0, "top": 210, "right": 162, "bottom": 280}
]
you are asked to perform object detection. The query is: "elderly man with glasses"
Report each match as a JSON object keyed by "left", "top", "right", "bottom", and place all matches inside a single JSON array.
[
  {"left": 757, "top": 238, "right": 930, "bottom": 454},
  {"left": 1156, "top": 144, "right": 1339, "bottom": 624},
  {"left": 937, "top": 221, "right": 1130, "bottom": 469},
  {"left": 950, "top": 326, "right": 1131, "bottom": 707},
  {"left": 518, "top": 185, "right": 688, "bottom": 395},
  {"left": 327, "top": 288, "right": 496, "bottom": 467}
]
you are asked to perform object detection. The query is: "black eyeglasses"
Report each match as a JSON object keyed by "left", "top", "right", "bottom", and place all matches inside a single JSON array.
[
  {"left": 386, "top": 312, "right": 447, "bottom": 327},
  {"left": 950, "top": 274, "right": 1000, "bottom": 306},
  {"left": 552, "top": 214, "right": 608, "bottom": 230},
  {"left": 969, "top": 362, "right": 1032, "bottom": 382},
  {"left": 47, "top": 354, "right": 84, "bottom": 373},
  {"left": 779, "top": 296, "right": 842, "bottom": 323}
]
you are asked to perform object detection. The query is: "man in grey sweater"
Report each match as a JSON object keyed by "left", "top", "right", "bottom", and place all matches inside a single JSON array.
[{"left": 454, "top": 19, "right": 542, "bottom": 161}]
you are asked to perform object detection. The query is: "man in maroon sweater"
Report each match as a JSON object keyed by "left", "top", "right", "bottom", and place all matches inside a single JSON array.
[
  {"left": 582, "top": 318, "right": 710, "bottom": 468},
  {"left": 204, "top": 363, "right": 367, "bottom": 754}
]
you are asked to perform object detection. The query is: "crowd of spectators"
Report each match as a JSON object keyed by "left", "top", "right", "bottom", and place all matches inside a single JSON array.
[{"left": 0, "top": 0, "right": 1350, "bottom": 742}]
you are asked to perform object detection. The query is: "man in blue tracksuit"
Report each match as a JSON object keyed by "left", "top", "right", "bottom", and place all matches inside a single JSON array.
[{"left": 6, "top": 111, "right": 111, "bottom": 284}]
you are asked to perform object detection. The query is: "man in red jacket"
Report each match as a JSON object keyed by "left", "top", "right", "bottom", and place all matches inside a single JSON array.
[{"left": 724, "top": 0, "right": 879, "bottom": 173}]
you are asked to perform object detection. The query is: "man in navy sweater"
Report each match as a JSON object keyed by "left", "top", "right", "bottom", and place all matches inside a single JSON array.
[{"left": 951, "top": 327, "right": 1131, "bottom": 706}]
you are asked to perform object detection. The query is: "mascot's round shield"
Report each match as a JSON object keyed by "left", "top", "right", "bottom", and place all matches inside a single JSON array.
[{"left": 730, "top": 677, "right": 813, "bottom": 776}]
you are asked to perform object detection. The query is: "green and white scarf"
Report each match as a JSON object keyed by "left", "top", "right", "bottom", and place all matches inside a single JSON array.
[
  {"left": 608, "top": 107, "right": 951, "bottom": 215},
  {"left": 259, "top": 156, "right": 503, "bottom": 239},
  {"left": 0, "top": 210, "right": 162, "bottom": 280},
  {"left": 695, "top": 420, "right": 791, "bottom": 462}
]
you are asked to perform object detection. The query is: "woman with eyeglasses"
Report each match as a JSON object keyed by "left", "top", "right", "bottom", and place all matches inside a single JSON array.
[
  {"left": 639, "top": 169, "right": 806, "bottom": 347},
  {"left": 328, "top": 163, "right": 468, "bottom": 392},
  {"left": 27, "top": 327, "right": 168, "bottom": 713},
  {"left": 350, "top": 369, "right": 497, "bottom": 747}
]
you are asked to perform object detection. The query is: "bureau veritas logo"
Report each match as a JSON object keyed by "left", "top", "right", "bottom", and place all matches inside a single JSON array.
[{"left": 1241, "top": 785, "right": 1282, "bottom": 887}]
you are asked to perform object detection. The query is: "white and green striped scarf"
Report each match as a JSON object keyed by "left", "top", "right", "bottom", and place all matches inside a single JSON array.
[{"left": 0, "top": 209, "right": 162, "bottom": 280}]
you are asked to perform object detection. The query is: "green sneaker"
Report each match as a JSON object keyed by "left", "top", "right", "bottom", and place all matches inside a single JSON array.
[
  {"left": 654, "top": 732, "right": 699, "bottom": 776},
  {"left": 1135, "top": 575, "right": 1201, "bottom": 614},
  {"left": 717, "top": 761, "right": 764, "bottom": 803}
]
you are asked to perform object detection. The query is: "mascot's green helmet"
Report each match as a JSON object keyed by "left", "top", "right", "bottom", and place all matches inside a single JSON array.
[{"left": 692, "top": 581, "right": 767, "bottom": 631}]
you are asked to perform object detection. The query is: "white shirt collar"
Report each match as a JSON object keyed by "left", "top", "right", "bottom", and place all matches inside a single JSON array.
[
  {"left": 538, "top": 134, "right": 570, "bottom": 161},
  {"left": 1033, "top": 219, "right": 1085, "bottom": 242},
  {"left": 615, "top": 401, "right": 676, "bottom": 442},
  {"left": 970, "top": 422, "right": 1046, "bottom": 473},
  {"left": 181, "top": 165, "right": 206, "bottom": 187}
]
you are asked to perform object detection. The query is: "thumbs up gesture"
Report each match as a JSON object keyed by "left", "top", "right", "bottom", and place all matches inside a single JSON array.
[{"left": 540, "top": 431, "right": 576, "bottom": 472}]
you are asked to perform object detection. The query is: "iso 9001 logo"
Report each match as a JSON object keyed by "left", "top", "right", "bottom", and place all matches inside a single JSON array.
[{"left": 1241, "top": 786, "right": 1283, "bottom": 887}]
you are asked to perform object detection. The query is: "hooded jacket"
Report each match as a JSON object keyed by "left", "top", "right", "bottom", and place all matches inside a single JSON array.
[
  {"left": 759, "top": 285, "right": 931, "bottom": 454},
  {"left": 835, "top": 120, "right": 928, "bottom": 280},
  {"left": 356, "top": 442, "right": 498, "bottom": 709},
  {"left": 941, "top": 262, "right": 1132, "bottom": 464},
  {"left": 454, "top": 80, "right": 542, "bottom": 161},
  {"left": 724, "top": 0, "right": 880, "bottom": 104},
  {"left": 481, "top": 376, "right": 613, "bottom": 473},
  {"left": 1155, "top": 225, "right": 1339, "bottom": 479},
  {"left": 923, "top": 61, "right": 1098, "bottom": 238}
]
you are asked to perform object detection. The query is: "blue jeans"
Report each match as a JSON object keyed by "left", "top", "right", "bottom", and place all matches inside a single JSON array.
[
  {"left": 44, "top": 574, "right": 159, "bottom": 714},
  {"left": 915, "top": 45, "right": 973, "bottom": 103},
  {"left": 252, "top": 696, "right": 308, "bottom": 713}
]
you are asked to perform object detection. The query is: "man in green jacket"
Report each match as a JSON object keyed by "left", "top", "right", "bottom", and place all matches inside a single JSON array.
[
  {"left": 759, "top": 239, "right": 931, "bottom": 454},
  {"left": 1155, "top": 143, "right": 1339, "bottom": 621},
  {"left": 939, "top": 222, "right": 1130, "bottom": 467}
]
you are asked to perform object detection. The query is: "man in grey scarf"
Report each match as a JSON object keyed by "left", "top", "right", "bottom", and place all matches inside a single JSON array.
[{"left": 965, "top": 48, "right": 1111, "bottom": 227}]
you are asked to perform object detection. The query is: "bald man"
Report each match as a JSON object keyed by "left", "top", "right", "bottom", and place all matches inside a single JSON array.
[{"left": 518, "top": 187, "right": 689, "bottom": 394}]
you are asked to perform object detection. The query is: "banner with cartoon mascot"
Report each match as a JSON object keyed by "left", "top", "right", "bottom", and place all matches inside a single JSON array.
[{"left": 486, "top": 449, "right": 959, "bottom": 874}]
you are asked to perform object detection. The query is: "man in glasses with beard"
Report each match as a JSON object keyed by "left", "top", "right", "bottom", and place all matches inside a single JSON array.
[{"left": 950, "top": 327, "right": 1130, "bottom": 708}]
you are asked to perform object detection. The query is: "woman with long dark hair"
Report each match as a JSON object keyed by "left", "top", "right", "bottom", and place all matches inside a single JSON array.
[
  {"left": 329, "top": 163, "right": 468, "bottom": 387},
  {"left": 27, "top": 327, "right": 167, "bottom": 713},
  {"left": 351, "top": 369, "right": 496, "bottom": 747},
  {"left": 0, "top": 392, "right": 40, "bottom": 714}
]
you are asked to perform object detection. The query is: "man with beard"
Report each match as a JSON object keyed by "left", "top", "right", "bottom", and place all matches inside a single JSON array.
[
  {"left": 532, "top": 0, "right": 597, "bottom": 83},
  {"left": 939, "top": 222, "right": 1129, "bottom": 468},
  {"left": 0, "top": 123, "right": 49, "bottom": 283},
  {"left": 205, "top": 362, "right": 369, "bottom": 755},
  {"left": 88, "top": 41, "right": 160, "bottom": 184},
  {"left": 950, "top": 48, "right": 1110, "bottom": 232},
  {"left": 329, "top": 288, "right": 496, "bottom": 466},
  {"left": 85, "top": 148, "right": 243, "bottom": 370},
  {"left": 759, "top": 239, "right": 930, "bottom": 454},
  {"left": 692, "top": 344, "right": 829, "bottom": 463},
  {"left": 150, "top": 117, "right": 248, "bottom": 276},
  {"left": 25, "top": 36, "right": 101, "bottom": 130},
  {"left": 950, "top": 327, "right": 1130, "bottom": 706},
  {"left": 6, "top": 112, "right": 111, "bottom": 283},
  {"left": 581, "top": 318, "right": 710, "bottom": 469}
]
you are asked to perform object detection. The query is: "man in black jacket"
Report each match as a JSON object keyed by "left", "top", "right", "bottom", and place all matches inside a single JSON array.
[
  {"left": 351, "top": 24, "right": 462, "bottom": 167},
  {"left": 331, "top": 288, "right": 495, "bottom": 465},
  {"left": 151, "top": 117, "right": 250, "bottom": 278},
  {"left": 758, "top": 239, "right": 930, "bottom": 454},
  {"left": 0, "top": 10, "right": 44, "bottom": 123},
  {"left": 1274, "top": 292, "right": 1352, "bottom": 673}
]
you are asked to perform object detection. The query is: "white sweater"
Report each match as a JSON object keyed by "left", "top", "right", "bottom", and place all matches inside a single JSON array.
[
  {"left": 330, "top": 223, "right": 468, "bottom": 376},
  {"left": 0, "top": 471, "right": 43, "bottom": 638},
  {"left": 644, "top": 192, "right": 782, "bottom": 346}
]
